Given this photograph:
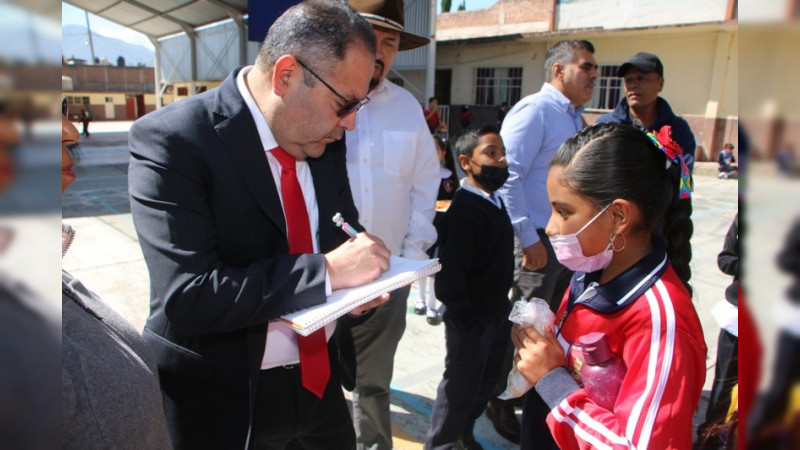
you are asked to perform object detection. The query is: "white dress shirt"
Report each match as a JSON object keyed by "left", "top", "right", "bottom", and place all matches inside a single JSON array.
[
  {"left": 460, "top": 178, "right": 503, "bottom": 209},
  {"left": 236, "top": 66, "right": 334, "bottom": 370},
  {"left": 344, "top": 78, "right": 439, "bottom": 260}
]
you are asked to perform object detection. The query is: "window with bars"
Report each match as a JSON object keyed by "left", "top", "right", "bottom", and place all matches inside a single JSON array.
[
  {"left": 66, "top": 96, "right": 89, "bottom": 105},
  {"left": 588, "top": 65, "right": 622, "bottom": 111},
  {"left": 474, "top": 67, "right": 522, "bottom": 106}
]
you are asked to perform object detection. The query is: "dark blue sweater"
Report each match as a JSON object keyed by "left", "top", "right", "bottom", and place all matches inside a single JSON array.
[
  {"left": 434, "top": 188, "right": 514, "bottom": 329},
  {"left": 596, "top": 97, "right": 697, "bottom": 172}
]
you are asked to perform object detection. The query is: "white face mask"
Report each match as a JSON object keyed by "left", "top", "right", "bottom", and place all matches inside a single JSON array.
[{"left": 550, "top": 204, "right": 615, "bottom": 273}]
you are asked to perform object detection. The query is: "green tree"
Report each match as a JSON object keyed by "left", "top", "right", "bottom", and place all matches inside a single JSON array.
[
  {"left": 457, "top": 0, "right": 466, "bottom": 11},
  {"left": 441, "top": 0, "right": 451, "bottom": 13}
]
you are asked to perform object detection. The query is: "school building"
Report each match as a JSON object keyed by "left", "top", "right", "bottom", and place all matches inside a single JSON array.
[
  {"left": 62, "top": 63, "right": 158, "bottom": 121},
  {"left": 61, "top": 63, "right": 225, "bottom": 121},
  {"left": 400, "top": 0, "right": 740, "bottom": 162}
]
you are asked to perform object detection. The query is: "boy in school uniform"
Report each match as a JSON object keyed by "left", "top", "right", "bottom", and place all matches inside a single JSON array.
[{"left": 425, "top": 125, "right": 516, "bottom": 449}]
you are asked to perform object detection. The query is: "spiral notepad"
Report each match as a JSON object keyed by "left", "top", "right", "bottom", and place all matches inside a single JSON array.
[{"left": 280, "top": 256, "right": 441, "bottom": 336}]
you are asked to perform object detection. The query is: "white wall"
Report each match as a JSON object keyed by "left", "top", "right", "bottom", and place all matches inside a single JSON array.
[
  {"left": 159, "top": 20, "right": 259, "bottom": 83},
  {"left": 557, "top": 0, "right": 729, "bottom": 30},
  {"left": 437, "top": 26, "right": 738, "bottom": 118},
  {"left": 437, "top": 40, "right": 548, "bottom": 105}
]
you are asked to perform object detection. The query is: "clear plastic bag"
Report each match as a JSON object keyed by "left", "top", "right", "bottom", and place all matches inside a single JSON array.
[{"left": 498, "top": 298, "right": 555, "bottom": 399}]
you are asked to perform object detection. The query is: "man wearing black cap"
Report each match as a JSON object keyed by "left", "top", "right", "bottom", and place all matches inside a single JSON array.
[
  {"left": 597, "top": 51, "right": 696, "bottom": 171},
  {"left": 346, "top": 1, "right": 440, "bottom": 449}
]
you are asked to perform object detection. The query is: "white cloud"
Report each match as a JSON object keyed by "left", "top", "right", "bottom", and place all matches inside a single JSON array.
[{"left": 94, "top": 25, "right": 154, "bottom": 50}]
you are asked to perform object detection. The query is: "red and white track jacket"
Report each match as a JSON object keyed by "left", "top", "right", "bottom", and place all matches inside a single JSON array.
[{"left": 534, "top": 238, "right": 707, "bottom": 449}]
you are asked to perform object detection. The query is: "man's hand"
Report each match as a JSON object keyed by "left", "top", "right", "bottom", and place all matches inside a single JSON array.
[
  {"left": 326, "top": 232, "right": 391, "bottom": 290},
  {"left": 522, "top": 241, "right": 547, "bottom": 271}
]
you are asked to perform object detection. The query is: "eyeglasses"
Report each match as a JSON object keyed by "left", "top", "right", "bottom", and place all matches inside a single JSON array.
[{"left": 295, "top": 58, "right": 370, "bottom": 117}]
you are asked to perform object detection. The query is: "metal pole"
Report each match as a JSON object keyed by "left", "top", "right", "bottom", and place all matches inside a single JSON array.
[
  {"left": 425, "top": 0, "right": 436, "bottom": 100},
  {"left": 85, "top": 10, "right": 97, "bottom": 64},
  {"left": 150, "top": 37, "right": 164, "bottom": 109}
]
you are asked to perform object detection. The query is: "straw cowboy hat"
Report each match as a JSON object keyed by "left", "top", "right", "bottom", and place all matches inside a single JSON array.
[{"left": 350, "top": 0, "right": 430, "bottom": 51}]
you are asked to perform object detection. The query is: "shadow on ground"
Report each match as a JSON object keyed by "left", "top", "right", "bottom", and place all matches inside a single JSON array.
[{"left": 62, "top": 164, "right": 131, "bottom": 218}]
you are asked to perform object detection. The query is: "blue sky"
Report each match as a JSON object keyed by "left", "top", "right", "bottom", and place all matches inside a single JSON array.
[
  {"left": 62, "top": 0, "right": 498, "bottom": 50},
  {"left": 439, "top": 0, "right": 497, "bottom": 13}
]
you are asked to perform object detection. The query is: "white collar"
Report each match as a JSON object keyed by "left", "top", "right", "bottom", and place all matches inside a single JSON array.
[
  {"left": 236, "top": 66, "right": 279, "bottom": 151},
  {"left": 460, "top": 179, "right": 502, "bottom": 208}
]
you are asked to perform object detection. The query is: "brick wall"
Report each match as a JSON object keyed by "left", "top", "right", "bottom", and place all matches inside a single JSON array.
[
  {"left": 438, "top": 0, "right": 552, "bottom": 30},
  {"left": 62, "top": 64, "right": 155, "bottom": 93}
]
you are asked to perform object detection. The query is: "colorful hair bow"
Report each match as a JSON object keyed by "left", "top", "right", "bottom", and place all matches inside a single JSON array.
[{"left": 646, "top": 126, "right": 692, "bottom": 200}]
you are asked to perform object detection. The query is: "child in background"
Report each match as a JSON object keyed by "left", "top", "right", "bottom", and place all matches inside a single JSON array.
[
  {"left": 415, "top": 135, "right": 459, "bottom": 325},
  {"left": 425, "top": 125, "right": 515, "bottom": 449},
  {"left": 697, "top": 213, "right": 738, "bottom": 448},
  {"left": 512, "top": 123, "right": 706, "bottom": 449},
  {"left": 459, "top": 105, "right": 472, "bottom": 129},
  {"left": 717, "top": 143, "right": 737, "bottom": 178},
  {"left": 425, "top": 97, "right": 440, "bottom": 134}
]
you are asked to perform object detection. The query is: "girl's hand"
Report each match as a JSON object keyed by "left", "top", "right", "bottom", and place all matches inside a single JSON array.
[{"left": 511, "top": 323, "right": 565, "bottom": 386}]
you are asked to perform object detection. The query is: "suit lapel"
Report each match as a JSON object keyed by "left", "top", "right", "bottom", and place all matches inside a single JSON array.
[
  {"left": 309, "top": 137, "right": 357, "bottom": 253},
  {"left": 212, "top": 68, "right": 288, "bottom": 241},
  {"left": 308, "top": 151, "right": 337, "bottom": 252},
  {"left": 212, "top": 71, "right": 285, "bottom": 402}
]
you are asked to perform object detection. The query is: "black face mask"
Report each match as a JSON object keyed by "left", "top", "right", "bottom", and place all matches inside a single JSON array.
[{"left": 470, "top": 161, "right": 509, "bottom": 192}]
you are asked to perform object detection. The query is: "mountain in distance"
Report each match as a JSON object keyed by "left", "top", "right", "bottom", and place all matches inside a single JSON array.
[{"left": 62, "top": 24, "right": 155, "bottom": 67}]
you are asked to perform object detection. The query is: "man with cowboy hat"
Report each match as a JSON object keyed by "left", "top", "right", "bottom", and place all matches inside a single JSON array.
[{"left": 345, "top": 0, "right": 440, "bottom": 448}]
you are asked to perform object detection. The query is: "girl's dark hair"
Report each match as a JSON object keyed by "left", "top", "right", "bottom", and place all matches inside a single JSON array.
[
  {"left": 434, "top": 135, "right": 457, "bottom": 175},
  {"left": 551, "top": 122, "right": 693, "bottom": 293}
]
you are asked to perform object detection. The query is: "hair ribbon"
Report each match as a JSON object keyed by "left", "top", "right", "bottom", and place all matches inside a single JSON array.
[{"left": 646, "top": 126, "right": 692, "bottom": 200}]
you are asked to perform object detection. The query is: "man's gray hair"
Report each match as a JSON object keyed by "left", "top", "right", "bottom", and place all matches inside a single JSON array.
[
  {"left": 544, "top": 40, "right": 595, "bottom": 81},
  {"left": 255, "top": 0, "right": 376, "bottom": 87}
]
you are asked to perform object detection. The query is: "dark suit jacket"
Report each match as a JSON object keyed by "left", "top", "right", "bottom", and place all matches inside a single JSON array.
[{"left": 128, "top": 67, "right": 364, "bottom": 450}]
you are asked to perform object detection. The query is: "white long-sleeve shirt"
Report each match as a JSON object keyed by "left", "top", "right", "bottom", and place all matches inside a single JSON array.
[
  {"left": 498, "top": 83, "right": 584, "bottom": 248},
  {"left": 345, "top": 79, "right": 439, "bottom": 261}
]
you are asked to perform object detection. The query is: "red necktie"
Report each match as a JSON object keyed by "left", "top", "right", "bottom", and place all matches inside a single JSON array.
[{"left": 272, "top": 146, "right": 330, "bottom": 399}]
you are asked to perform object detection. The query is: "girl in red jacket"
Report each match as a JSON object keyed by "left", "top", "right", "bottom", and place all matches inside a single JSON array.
[{"left": 512, "top": 123, "right": 706, "bottom": 449}]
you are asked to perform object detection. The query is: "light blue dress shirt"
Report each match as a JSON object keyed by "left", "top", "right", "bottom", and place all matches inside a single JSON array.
[{"left": 498, "top": 82, "right": 584, "bottom": 249}]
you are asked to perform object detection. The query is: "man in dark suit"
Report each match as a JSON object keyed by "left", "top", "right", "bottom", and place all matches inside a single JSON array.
[{"left": 127, "top": 2, "right": 391, "bottom": 449}]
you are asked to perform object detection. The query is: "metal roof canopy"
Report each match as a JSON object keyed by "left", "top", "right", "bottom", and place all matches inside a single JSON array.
[
  {"left": 63, "top": 0, "right": 436, "bottom": 108},
  {"left": 63, "top": 0, "right": 248, "bottom": 40},
  {"left": 64, "top": 0, "right": 250, "bottom": 108}
]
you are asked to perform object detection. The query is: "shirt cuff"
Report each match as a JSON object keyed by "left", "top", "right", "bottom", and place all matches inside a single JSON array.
[
  {"left": 325, "top": 271, "right": 332, "bottom": 296},
  {"left": 534, "top": 367, "right": 580, "bottom": 410}
]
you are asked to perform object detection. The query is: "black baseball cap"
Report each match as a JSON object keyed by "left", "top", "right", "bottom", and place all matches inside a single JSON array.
[{"left": 617, "top": 52, "right": 664, "bottom": 77}]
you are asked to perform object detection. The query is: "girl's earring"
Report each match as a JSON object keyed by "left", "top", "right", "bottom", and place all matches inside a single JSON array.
[{"left": 611, "top": 233, "right": 626, "bottom": 253}]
